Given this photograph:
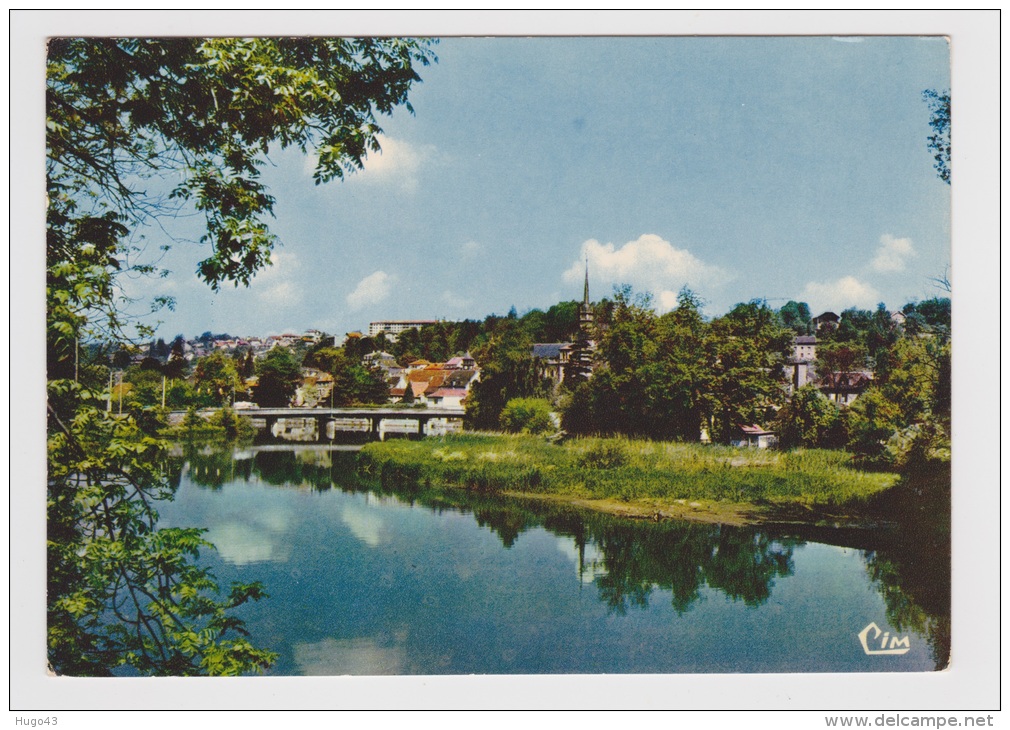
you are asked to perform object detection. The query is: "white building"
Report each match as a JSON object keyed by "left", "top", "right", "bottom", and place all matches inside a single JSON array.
[{"left": 367, "top": 320, "right": 438, "bottom": 342}]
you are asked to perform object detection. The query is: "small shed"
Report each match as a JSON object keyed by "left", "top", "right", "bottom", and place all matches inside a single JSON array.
[{"left": 731, "top": 425, "right": 778, "bottom": 449}]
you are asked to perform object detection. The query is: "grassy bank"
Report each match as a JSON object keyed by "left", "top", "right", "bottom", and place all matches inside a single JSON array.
[{"left": 357, "top": 433, "right": 899, "bottom": 525}]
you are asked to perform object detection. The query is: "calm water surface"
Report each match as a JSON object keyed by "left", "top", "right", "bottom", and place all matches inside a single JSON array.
[{"left": 159, "top": 446, "right": 949, "bottom": 675}]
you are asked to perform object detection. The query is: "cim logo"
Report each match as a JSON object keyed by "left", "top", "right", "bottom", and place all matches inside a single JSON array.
[{"left": 858, "top": 622, "right": 911, "bottom": 656}]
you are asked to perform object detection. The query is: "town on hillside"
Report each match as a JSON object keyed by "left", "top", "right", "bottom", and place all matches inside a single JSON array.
[{"left": 102, "top": 269, "right": 950, "bottom": 461}]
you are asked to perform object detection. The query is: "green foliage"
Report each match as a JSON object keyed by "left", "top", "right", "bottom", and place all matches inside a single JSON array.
[
  {"left": 844, "top": 388, "right": 903, "bottom": 466},
  {"left": 561, "top": 289, "right": 790, "bottom": 444},
  {"left": 303, "top": 346, "right": 389, "bottom": 406},
  {"left": 577, "top": 440, "right": 630, "bottom": 469},
  {"left": 47, "top": 402, "right": 275, "bottom": 675},
  {"left": 922, "top": 89, "right": 950, "bottom": 184},
  {"left": 816, "top": 341, "right": 869, "bottom": 376},
  {"left": 208, "top": 406, "right": 254, "bottom": 441},
  {"left": 47, "top": 37, "right": 435, "bottom": 675},
  {"left": 777, "top": 300, "right": 812, "bottom": 335},
  {"left": 775, "top": 385, "right": 844, "bottom": 449},
  {"left": 48, "top": 37, "right": 436, "bottom": 291},
  {"left": 253, "top": 347, "right": 301, "bottom": 407},
  {"left": 708, "top": 300, "right": 792, "bottom": 443},
  {"left": 193, "top": 351, "right": 241, "bottom": 407},
  {"left": 358, "top": 434, "right": 897, "bottom": 509},
  {"left": 466, "top": 317, "right": 554, "bottom": 430},
  {"left": 500, "top": 398, "right": 555, "bottom": 435}
]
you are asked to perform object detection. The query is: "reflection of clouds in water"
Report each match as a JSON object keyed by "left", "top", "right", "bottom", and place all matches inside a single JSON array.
[
  {"left": 294, "top": 636, "right": 405, "bottom": 675},
  {"left": 555, "top": 536, "right": 608, "bottom": 584},
  {"left": 203, "top": 493, "right": 294, "bottom": 565},
  {"left": 205, "top": 521, "right": 291, "bottom": 565},
  {"left": 341, "top": 504, "right": 386, "bottom": 547}
]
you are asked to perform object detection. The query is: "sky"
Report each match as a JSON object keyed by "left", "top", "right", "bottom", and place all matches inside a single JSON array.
[{"left": 123, "top": 36, "right": 949, "bottom": 340}]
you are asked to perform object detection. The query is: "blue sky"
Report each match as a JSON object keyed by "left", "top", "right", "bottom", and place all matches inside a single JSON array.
[{"left": 134, "top": 36, "right": 951, "bottom": 340}]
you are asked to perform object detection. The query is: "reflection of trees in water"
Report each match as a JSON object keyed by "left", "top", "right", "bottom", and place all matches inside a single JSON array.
[
  {"left": 589, "top": 522, "right": 795, "bottom": 614},
  {"left": 862, "top": 465, "right": 951, "bottom": 670},
  {"left": 177, "top": 448, "right": 943, "bottom": 636},
  {"left": 181, "top": 447, "right": 346, "bottom": 492},
  {"left": 347, "top": 467, "right": 798, "bottom": 614},
  {"left": 473, "top": 508, "right": 527, "bottom": 548},
  {"left": 182, "top": 447, "right": 252, "bottom": 490}
]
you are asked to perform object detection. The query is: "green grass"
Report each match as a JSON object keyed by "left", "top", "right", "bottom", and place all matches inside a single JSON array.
[{"left": 357, "top": 433, "right": 898, "bottom": 510}]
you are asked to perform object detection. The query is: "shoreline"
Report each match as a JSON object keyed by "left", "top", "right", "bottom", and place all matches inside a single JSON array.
[
  {"left": 500, "top": 489, "right": 893, "bottom": 531},
  {"left": 357, "top": 433, "right": 900, "bottom": 530}
]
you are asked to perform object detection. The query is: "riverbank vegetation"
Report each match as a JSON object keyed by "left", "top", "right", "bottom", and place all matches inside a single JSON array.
[
  {"left": 358, "top": 433, "right": 899, "bottom": 522},
  {"left": 46, "top": 37, "right": 436, "bottom": 675}
]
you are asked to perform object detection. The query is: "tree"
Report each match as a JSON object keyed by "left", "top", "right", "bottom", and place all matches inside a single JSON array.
[
  {"left": 164, "top": 335, "right": 188, "bottom": 379},
  {"left": 775, "top": 385, "right": 843, "bottom": 449},
  {"left": 500, "top": 398, "right": 555, "bottom": 435},
  {"left": 47, "top": 37, "right": 436, "bottom": 675},
  {"left": 777, "top": 300, "right": 812, "bottom": 335},
  {"left": 923, "top": 89, "right": 950, "bottom": 184},
  {"left": 707, "top": 300, "right": 792, "bottom": 443},
  {"left": 466, "top": 317, "right": 553, "bottom": 430},
  {"left": 192, "top": 350, "right": 240, "bottom": 406},
  {"left": 561, "top": 287, "right": 716, "bottom": 441},
  {"left": 253, "top": 347, "right": 301, "bottom": 408}
]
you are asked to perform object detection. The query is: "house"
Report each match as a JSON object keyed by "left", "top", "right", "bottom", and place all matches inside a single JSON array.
[
  {"left": 817, "top": 371, "right": 873, "bottom": 406},
  {"left": 445, "top": 352, "right": 476, "bottom": 370},
  {"left": 532, "top": 343, "right": 569, "bottom": 383},
  {"left": 792, "top": 335, "right": 817, "bottom": 362},
  {"left": 442, "top": 368, "right": 480, "bottom": 390},
  {"left": 731, "top": 425, "right": 778, "bottom": 449},
  {"left": 787, "top": 336, "right": 817, "bottom": 390},
  {"left": 426, "top": 387, "right": 468, "bottom": 411},
  {"left": 363, "top": 351, "right": 398, "bottom": 369},
  {"left": 812, "top": 311, "right": 840, "bottom": 333}
]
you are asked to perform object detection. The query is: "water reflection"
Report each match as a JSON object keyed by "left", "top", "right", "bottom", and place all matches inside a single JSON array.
[
  {"left": 293, "top": 635, "right": 407, "bottom": 675},
  {"left": 341, "top": 504, "right": 387, "bottom": 547},
  {"left": 171, "top": 445, "right": 950, "bottom": 673}
]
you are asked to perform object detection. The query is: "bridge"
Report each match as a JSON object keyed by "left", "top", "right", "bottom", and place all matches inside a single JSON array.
[{"left": 169, "top": 406, "right": 465, "bottom": 442}]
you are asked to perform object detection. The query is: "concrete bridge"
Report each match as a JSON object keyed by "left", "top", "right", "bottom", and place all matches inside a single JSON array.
[{"left": 169, "top": 406, "right": 465, "bottom": 442}]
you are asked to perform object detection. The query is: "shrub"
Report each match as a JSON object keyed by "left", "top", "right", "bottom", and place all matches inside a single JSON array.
[
  {"left": 500, "top": 398, "right": 556, "bottom": 435},
  {"left": 578, "top": 440, "right": 629, "bottom": 469}
]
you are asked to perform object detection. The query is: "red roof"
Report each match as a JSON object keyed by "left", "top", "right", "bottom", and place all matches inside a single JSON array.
[{"left": 428, "top": 388, "right": 467, "bottom": 398}]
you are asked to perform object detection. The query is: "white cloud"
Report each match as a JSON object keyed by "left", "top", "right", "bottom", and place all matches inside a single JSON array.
[
  {"left": 563, "top": 234, "right": 730, "bottom": 312},
  {"left": 801, "top": 276, "right": 880, "bottom": 312},
  {"left": 361, "top": 136, "right": 433, "bottom": 193},
  {"left": 346, "top": 270, "right": 394, "bottom": 310},
  {"left": 303, "top": 135, "right": 432, "bottom": 192},
  {"left": 871, "top": 234, "right": 916, "bottom": 273},
  {"left": 252, "top": 251, "right": 303, "bottom": 307}
]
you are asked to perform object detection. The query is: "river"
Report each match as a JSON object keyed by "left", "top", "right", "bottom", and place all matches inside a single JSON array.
[{"left": 158, "top": 444, "right": 949, "bottom": 675}]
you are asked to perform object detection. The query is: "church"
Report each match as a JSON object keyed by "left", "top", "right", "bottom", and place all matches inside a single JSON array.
[{"left": 531, "top": 262, "right": 597, "bottom": 386}]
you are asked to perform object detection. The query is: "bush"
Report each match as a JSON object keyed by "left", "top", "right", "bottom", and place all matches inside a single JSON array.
[
  {"left": 500, "top": 398, "right": 556, "bottom": 435},
  {"left": 578, "top": 440, "right": 629, "bottom": 469}
]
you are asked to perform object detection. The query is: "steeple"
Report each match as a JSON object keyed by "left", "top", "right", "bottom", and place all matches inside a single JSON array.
[{"left": 579, "top": 259, "right": 594, "bottom": 333}]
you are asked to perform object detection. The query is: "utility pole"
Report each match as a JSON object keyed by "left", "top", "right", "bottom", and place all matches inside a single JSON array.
[
  {"left": 107, "top": 369, "right": 113, "bottom": 412},
  {"left": 162, "top": 375, "right": 167, "bottom": 409}
]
